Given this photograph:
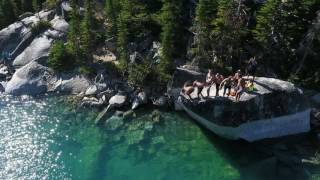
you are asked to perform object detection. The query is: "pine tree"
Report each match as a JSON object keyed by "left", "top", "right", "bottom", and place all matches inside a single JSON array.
[
  {"left": 253, "top": 0, "right": 282, "bottom": 46},
  {"left": 12, "top": 0, "right": 22, "bottom": 16},
  {"left": 33, "top": 0, "right": 45, "bottom": 13},
  {"left": 80, "top": 0, "right": 94, "bottom": 61},
  {"left": 193, "top": 0, "right": 218, "bottom": 66},
  {"left": 211, "top": 0, "right": 249, "bottom": 68},
  {"left": 116, "top": 0, "right": 131, "bottom": 72},
  {"left": 253, "top": 0, "right": 318, "bottom": 77},
  {"left": 67, "top": 0, "right": 81, "bottom": 63},
  {"left": 105, "top": 0, "right": 119, "bottom": 37},
  {"left": 21, "top": 0, "right": 34, "bottom": 12},
  {"left": 0, "top": 1, "right": 3, "bottom": 29},
  {"left": 158, "top": 0, "right": 187, "bottom": 82},
  {"left": 0, "top": 0, "right": 18, "bottom": 27}
]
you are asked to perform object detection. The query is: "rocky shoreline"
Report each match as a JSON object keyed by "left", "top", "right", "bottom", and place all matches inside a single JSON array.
[
  {"left": 1, "top": 8, "right": 320, "bottom": 130},
  {"left": 0, "top": 9, "right": 170, "bottom": 114}
]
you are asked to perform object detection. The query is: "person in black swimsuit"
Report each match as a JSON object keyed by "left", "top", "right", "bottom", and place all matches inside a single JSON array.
[
  {"left": 215, "top": 73, "right": 224, "bottom": 97},
  {"left": 246, "top": 57, "right": 258, "bottom": 81},
  {"left": 219, "top": 76, "right": 233, "bottom": 97},
  {"left": 193, "top": 80, "right": 206, "bottom": 99}
]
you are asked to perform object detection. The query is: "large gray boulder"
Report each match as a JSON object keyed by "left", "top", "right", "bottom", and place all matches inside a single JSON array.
[
  {"left": 50, "top": 17, "right": 69, "bottom": 33},
  {"left": 54, "top": 75, "right": 91, "bottom": 95},
  {"left": 5, "top": 61, "right": 52, "bottom": 95},
  {"left": 12, "top": 35, "right": 53, "bottom": 67},
  {"left": 0, "top": 10, "right": 54, "bottom": 54},
  {"left": 12, "top": 17, "right": 69, "bottom": 68},
  {"left": 131, "top": 91, "right": 148, "bottom": 110},
  {"left": 109, "top": 94, "right": 127, "bottom": 107},
  {"left": 171, "top": 68, "right": 310, "bottom": 127}
]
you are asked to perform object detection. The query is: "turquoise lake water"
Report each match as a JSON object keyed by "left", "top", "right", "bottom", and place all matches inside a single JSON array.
[{"left": 0, "top": 95, "right": 319, "bottom": 180}]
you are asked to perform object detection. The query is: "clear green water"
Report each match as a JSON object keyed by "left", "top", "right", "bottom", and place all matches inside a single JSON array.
[{"left": 0, "top": 96, "right": 318, "bottom": 180}]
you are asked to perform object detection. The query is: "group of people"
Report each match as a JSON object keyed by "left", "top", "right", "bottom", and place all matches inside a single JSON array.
[{"left": 182, "top": 57, "right": 257, "bottom": 102}]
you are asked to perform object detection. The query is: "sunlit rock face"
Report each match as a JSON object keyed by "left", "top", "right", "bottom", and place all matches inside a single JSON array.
[
  {"left": 12, "top": 36, "right": 53, "bottom": 68},
  {"left": 182, "top": 88, "right": 309, "bottom": 127},
  {"left": 0, "top": 10, "right": 55, "bottom": 55},
  {"left": 5, "top": 61, "right": 52, "bottom": 95},
  {"left": 12, "top": 17, "right": 69, "bottom": 68}
]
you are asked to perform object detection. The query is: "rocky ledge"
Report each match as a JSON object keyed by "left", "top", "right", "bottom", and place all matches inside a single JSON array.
[{"left": 168, "top": 68, "right": 310, "bottom": 127}]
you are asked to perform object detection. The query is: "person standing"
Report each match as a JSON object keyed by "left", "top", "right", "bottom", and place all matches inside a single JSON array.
[
  {"left": 193, "top": 80, "right": 206, "bottom": 99},
  {"left": 215, "top": 73, "right": 224, "bottom": 96},
  {"left": 235, "top": 75, "right": 246, "bottom": 102},
  {"left": 219, "top": 76, "right": 233, "bottom": 97},
  {"left": 246, "top": 56, "right": 258, "bottom": 81},
  {"left": 181, "top": 81, "right": 194, "bottom": 100},
  {"left": 206, "top": 69, "right": 215, "bottom": 97}
]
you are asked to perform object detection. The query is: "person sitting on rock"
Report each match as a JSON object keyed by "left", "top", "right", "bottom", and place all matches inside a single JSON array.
[
  {"left": 235, "top": 75, "right": 246, "bottom": 102},
  {"left": 215, "top": 73, "right": 224, "bottom": 97},
  {"left": 219, "top": 76, "right": 233, "bottom": 97},
  {"left": 206, "top": 69, "right": 215, "bottom": 97},
  {"left": 193, "top": 80, "right": 206, "bottom": 99},
  {"left": 181, "top": 81, "right": 194, "bottom": 100},
  {"left": 234, "top": 69, "right": 242, "bottom": 84},
  {"left": 246, "top": 79, "right": 254, "bottom": 92}
]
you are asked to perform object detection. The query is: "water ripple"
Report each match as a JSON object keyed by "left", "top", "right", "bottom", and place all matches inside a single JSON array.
[{"left": 0, "top": 95, "right": 69, "bottom": 180}]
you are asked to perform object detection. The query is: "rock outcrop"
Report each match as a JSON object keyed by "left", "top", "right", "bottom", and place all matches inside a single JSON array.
[
  {"left": 109, "top": 94, "right": 127, "bottom": 108},
  {"left": 169, "top": 68, "right": 310, "bottom": 127},
  {"left": 132, "top": 91, "right": 148, "bottom": 110},
  {"left": 5, "top": 61, "right": 52, "bottom": 95},
  {"left": 12, "top": 35, "right": 53, "bottom": 67},
  {"left": 0, "top": 10, "right": 55, "bottom": 54},
  {"left": 12, "top": 17, "right": 69, "bottom": 68},
  {"left": 53, "top": 75, "right": 91, "bottom": 95}
]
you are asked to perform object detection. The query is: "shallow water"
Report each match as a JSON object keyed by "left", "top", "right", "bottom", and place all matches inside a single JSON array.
[{"left": 0, "top": 96, "right": 319, "bottom": 180}]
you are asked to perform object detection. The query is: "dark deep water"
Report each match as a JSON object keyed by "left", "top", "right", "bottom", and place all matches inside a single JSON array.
[{"left": 0, "top": 95, "right": 319, "bottom": 180}]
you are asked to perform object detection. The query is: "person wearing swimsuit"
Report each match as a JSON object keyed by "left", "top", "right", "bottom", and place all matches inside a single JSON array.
[
  {"left": 181, "top": 81, "right": 194, "bottom": 100},
  {"left": 193, "top": 80, "right": 206, "bottom": 99},
  {"left": 219, "top": 76, "right": 233, "bottom": 97},
  {"left": 206, "top": 69, "right": 215, "bottom": 97},
  {"left": 235, "top": 75, "right": 246, "bottom": 102},
  {"left": 215, "top": 73, "right": 224, "bottom": 96}
]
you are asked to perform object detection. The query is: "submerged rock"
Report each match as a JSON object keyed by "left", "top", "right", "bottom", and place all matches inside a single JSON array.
[
  {"left": 126, "top": 130, "right": 145, "bottom": 145},
  {"left": 123, "top": 110, "right": 136, "bottom": 120},
  {"left": 150, "top": 110, "right": 162, "bottom": 123},
  {"left": 152, "top": 96, "right": 168, "bottom": 107},
  {"left": 105, "top": 117, "right": 124, "bottom": 131},
  {"left": 95, "top": 106, "right": 114, "bottom": 124}
]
